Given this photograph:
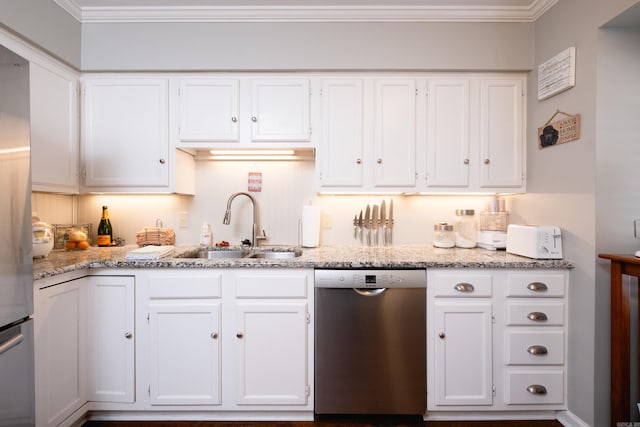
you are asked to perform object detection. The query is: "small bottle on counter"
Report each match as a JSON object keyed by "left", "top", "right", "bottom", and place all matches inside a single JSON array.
[
  {"left": 97, "top": 205, "right": 113, "bottom": 247},
  {"left": 454, "top": 209, "right": 477, "bottom": 248},
  {"left": 433, "top": 223, "right": 455, "bottom": 248}
]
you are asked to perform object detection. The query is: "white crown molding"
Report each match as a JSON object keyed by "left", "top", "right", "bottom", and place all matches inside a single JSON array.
[{"left": 53, "top": 0, "right": 557, "bottom": 23}]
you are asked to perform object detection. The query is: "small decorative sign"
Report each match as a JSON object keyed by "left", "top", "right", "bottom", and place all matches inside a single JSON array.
[
  {"left": 538, "top": 110, "right": 581, "bottom": 149},
  {"left": 248, "top": 172, "right": 262, "bottom": 192},
  {"left": 538, "top": 47, "right": 576, "bottom": 101}
]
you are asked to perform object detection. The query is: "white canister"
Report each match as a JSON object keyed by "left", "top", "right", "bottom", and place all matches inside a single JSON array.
[
  {"left": 433, "top": 223, "right": 455, "bottom": 248},
  {"left": 455, "top": 209, "right": 477, "bottom": 248}
]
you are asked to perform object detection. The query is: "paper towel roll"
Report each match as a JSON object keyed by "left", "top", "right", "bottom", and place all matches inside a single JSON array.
[{"left": 301, "top": 206, "right": 322, "bottom": 248}]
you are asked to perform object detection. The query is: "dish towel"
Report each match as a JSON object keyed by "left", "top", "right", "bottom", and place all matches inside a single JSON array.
[{"left": 125, "top": 245, "right": 175, "bottom": 260}]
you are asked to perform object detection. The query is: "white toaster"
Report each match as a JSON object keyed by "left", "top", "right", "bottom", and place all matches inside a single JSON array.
[{"left": 506, "top": 224, "right": 563, "bottom": 259}]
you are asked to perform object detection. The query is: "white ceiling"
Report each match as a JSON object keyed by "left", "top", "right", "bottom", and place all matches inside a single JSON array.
[{"left": 54, "top": 0, "right": 558, "bottom": 23}]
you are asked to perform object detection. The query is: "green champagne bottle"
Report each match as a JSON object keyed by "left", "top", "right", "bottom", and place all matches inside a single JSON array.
[{"left": 97, "top": 205, "right": 113, "bottom": 247}]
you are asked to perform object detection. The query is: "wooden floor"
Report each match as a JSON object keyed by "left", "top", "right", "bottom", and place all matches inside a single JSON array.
[{"left": 83, "top": 415, "right": 564, "bottom": 427}]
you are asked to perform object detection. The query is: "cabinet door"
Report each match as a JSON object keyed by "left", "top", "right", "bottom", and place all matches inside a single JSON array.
[
  {"left": 479, "top": 78, "right": 524, "bottom": 188},
  {"left": 148, "top": 301, "right": 222, "bottom": 405},
  {"left": 235, "top": 301, "right": 309, "bottom": 405},
  {"left": 373, "top": 79, "right": 417, "bottom": 188},
  {"left": 30, "top": 62, "right": 79, "bottom": 193},
  {"left": 178, "top": 78, "right": 239, "bottom": 142},
  {"left": 34, "top": 278, "right": 86, "bottom": 427},
  {"left": 86, "top": 276, "right": 135, "bottom": 403},
  {"left": 433, "top": 301, "right": 493, "bottom": 406},
  {"left": 82, "top": 78, "right": 169, "bottom": 188},
  {"left": 250, "top": 79, "right": 310, "bottom": 141},
  {"left": 318, "top": 79, "right": 364, "bottom": 187},
  {"left": 425, "top": 79, "right": 470, "bottom": 188}
]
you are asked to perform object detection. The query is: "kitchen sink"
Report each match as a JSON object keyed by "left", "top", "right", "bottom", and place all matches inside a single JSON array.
[{"left": 179, "top": 247, "right": 302, "bottom": 259}]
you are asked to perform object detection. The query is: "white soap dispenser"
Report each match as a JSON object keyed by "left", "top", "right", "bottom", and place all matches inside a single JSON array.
[{"left": 200, "top": 222, "right": 213, "bottom": 246}]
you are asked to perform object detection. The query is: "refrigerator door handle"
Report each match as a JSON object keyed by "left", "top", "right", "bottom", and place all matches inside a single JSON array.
[{"left": 0, "top": 330, "right": 24, "bottom": 356}]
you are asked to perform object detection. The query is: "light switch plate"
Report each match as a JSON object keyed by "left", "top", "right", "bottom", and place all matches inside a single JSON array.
[{"left": 178, "top": 212, "right": 189, "bottom": 228}]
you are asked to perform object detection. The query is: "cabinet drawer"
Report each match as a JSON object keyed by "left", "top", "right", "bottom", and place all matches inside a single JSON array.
[
  {"left": 236, "top": 273, "right": 308, "bottom": 298},
  {"left": 149, "top": 273, "right": 222, "bottom": 298},
  {"left": 505, "top": 330, "right": 564, "bottom": 365},
  {"left": 506, "top": 273, "right": 566, "bottom": 297},
  {"left": 505, "top": 369, "right": 564, "bottom": 405},
  {"left": 432, "top": 273, "right": 493, "bottom": 297},
  {"left": 505, "top": 302, "right": 564, "bottom": 326}
]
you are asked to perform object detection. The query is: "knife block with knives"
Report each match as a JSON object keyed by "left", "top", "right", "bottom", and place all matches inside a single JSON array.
[{"left": 353, "top": 199, "right": 394, "bottom": 246}]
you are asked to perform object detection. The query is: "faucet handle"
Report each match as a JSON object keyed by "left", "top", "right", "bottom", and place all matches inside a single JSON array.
[{"left": 257, "top": 229, "right": 268, "bottom": 241}]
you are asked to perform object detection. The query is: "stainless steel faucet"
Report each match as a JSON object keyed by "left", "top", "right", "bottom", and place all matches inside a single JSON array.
[{"left": 223, "top": 192, "right": 267, "bottom": 247}]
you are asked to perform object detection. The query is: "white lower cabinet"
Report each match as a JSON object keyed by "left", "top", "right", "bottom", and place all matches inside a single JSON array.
[
  {"left": 427, "top": 268, "right": 569, "bottom": 416},
  {"left": 34, "top": 272, "right": 87, "bottom": 427},
  {"left": 142, "top": 268, "right": 313, "bottom": 412},
  {"left": 86, "top": 275, "right": 135, "bottom": 403}
]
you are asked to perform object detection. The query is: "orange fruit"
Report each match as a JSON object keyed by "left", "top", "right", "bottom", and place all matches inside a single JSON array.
[
  {"left": 77, "top": 240, "right": 90, "bottom": 250},
  {"left": 66, "top": 241, "right": 77, "bottom": 250}
]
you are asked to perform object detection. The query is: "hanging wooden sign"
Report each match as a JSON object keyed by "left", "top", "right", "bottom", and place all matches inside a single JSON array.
[{"left": 538, "top": 110, "right": 581, "bottom": 149}]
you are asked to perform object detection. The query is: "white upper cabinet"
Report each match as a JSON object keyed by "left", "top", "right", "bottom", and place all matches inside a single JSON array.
[
  {"left": 317, "top": 79, "right": 364, "bottom": 188},
  {"left": 174, "top": 77, "right": 311, "bottom": 148},
  {"left": 317, "top": 77, "right": 417, "bottom": 192},
  {"left": 177, "top": 78, "right": 240, "bottom": 142},
  {"left": 424, "top": 75, "right": 525, "bottom": 193},
  {"left": 30, "top": 61, "right": 79, "bottom": 194},
  {"left": 81, "top": 77, "right": 195, "bottom": 194},
  {"left": 425, "top": 78, "right": 471, "bottom": 189},
  {"left": 479, "top": 78, "right": 525, "bottom": 189},
  {"left": 250, "top": 79, "right": 311, "bottom": 142},
  {"left": 373, "top": 78, "right": 418, "bottom": 188}
]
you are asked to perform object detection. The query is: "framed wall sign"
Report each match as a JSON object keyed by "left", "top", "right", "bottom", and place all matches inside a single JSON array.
[{"left": 538, "top": 47, "right": 576, "bottom": 101}]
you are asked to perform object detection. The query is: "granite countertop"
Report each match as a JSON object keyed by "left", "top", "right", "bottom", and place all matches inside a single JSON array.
[{"left": 33, "top": 244, "right": 575, "bottom": 281}]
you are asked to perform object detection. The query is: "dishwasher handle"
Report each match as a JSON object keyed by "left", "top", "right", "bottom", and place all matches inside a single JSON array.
[{"left": 353, "top": 288, "right": 387, "bottom": 296}]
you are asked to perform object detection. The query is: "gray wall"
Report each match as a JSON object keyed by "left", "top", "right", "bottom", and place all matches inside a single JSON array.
[
  {"left": 0, "top": 0, "right": 81, "bottom": 68},
  {"left": 81, "top": 21, "right": 533, "bottom": 71},
  {"left": 528, "top": 1, "right": 640, "bottom": 425}
]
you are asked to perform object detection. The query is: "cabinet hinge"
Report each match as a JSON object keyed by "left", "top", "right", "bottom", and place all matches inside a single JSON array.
[
  {"left": 81, "top": 169, "right": 86, "bottom": 181},
  {"left": 521, "top": 87, "right": 525, "bottom": 96},
  {"left": 491, "top": 314, "right": 496, "bottom": 324},
  {"left": 492, "top": 385, "right": 496, "bottom": 397},
  {"left": 147, "top": 313, "right": 150, "bottom": 323},
  {"left": 148, "top": 385, "right": 151, "bottom": 396},
  {"left": 306, "top": 313, "right": 311, "bottom": 324},
  {"left": 305, "top": 385, "right": 311, "bottom": 397},
  {"left": 426, "top": 89, "right": 430, "bottom": 98},
  {"left": 81, "top": 86, "right": 86, "bottom": 96},
  {"left": 415, "top": 88, "right": 419, "bottom": 96}
]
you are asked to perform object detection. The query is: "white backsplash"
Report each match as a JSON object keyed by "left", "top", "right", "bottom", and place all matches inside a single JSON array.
[{"left": 32, "top": 160, "right": 525, "bottom": 247}]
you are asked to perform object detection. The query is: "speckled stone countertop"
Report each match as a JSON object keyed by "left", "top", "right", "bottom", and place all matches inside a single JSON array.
[{"left": 33, "top": 244, "right": 574, "bottom": 281}]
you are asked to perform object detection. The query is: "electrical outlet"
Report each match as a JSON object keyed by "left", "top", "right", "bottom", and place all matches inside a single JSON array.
[
  {"left": 322, "top": 212, "right": 332, "bottom": 229},
  {"left": 178, "top": 211, "right": 189, "bottom": 228}
]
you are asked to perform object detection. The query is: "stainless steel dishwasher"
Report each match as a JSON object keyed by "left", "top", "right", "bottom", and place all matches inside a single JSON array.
[{"left": 314, "top": 269, "right": 427, "bottom": 415}]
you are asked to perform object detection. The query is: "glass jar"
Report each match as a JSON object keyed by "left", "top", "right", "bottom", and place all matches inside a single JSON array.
[
  {"left": 433, "top": 223, "right": 455, "bottom": 248},
  {"left": 455, "top": 209, "right": 477, "bottom": 248}
]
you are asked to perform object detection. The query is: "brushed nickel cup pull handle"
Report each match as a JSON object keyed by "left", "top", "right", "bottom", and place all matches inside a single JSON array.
[
  {"left": 211, "top": 332, "right": 218, "bottom": 339},
  {"left": 463, "top": 158, "right": 470, "bottom": 165},
  {"left": 231, "top": 116, "right": 237, "bottom": 123},
  {"left": 527, "top": 384, "right": 547, "bottom": 395},
  {"left": 236, "top": 332, "right": 243, "bottom": 339},
  {"left": 527, "top": 311, "right": 548, "bottom": 322},
  {"left": 527, "top": 282, "right": 548, "bottom": 292},
  {"left": 527, "top": 345, "right": 548, "bottom": 356},
  {"left": 377, "top": 158, "right": 382, "bottom": 164},
  {"left": 251, "top": 116, "right": 257, "bottom": 122},
  {"left": 356, "top": 158, "right": 362, "bottom": 164},
  {"left": 124, "top": 332, "right": 133, "bottom": 339},
  {"left": 438, "top": 332, "right": 445, "bottom": 339},
  {"left": 454, "top": 282, "right": 475, "bottom": 293},
  {"left": 159, "top": 158, "right": 166, "bottom": 164},
  {"left": 484, "top": 158, "right": 490, "bottom": 164}
]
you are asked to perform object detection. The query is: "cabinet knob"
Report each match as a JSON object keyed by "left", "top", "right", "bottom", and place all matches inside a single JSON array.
[
  {"left": 377, "top": 158, "right": 382, "bottom": 164},
  {"left": 251, "top": 116, "right": 257, "bottom": 122},
  {"left": 211, "top": 332, "right": 218, "bottom": 339},
  {"left": 526, "top": 384, "right": 547, "bottom": 395},
  {"left": 438, "top": 332, "right": 445, "bottom": 339},
  {"left": 454, "top": 282, "right": 475, "bottom": 293},
  {"left": 356, "top": 158, "right": 362, "bottom": 164},
  {"left": 484, "top": 158, "right": 490, "bottom": 164},
  {"left": 231, "top": 116, "right": 237, "bottom": 123},
  {"left": 527, "top": 282, "right": 548, "bottom": 292},
  {"left": 463, "top": 158, "right": 470, "bottom": 165},
  {"left": 527, "top": 311, "right": 548, "bottom": 322},
  {"left": 159, "top": 158, "right": 166, "bottom": 164},
  {"left": 527, "top": 345, "right": 548, "bottom": 356},
  {"left": 124, "top": 332, "right": 133, "bottom": 339},
  {"left": 236, "top": 332, "right": 244, "bottom": 339}
]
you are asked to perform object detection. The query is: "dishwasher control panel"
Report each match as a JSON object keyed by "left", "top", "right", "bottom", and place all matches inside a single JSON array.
[{"left": 315, "top": 269, "right": 427, "bottom": 288}]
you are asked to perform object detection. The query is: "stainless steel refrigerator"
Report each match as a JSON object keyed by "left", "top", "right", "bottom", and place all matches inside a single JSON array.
[{"left": 0, "top": 44, "right": 36, "bottom": 427}]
